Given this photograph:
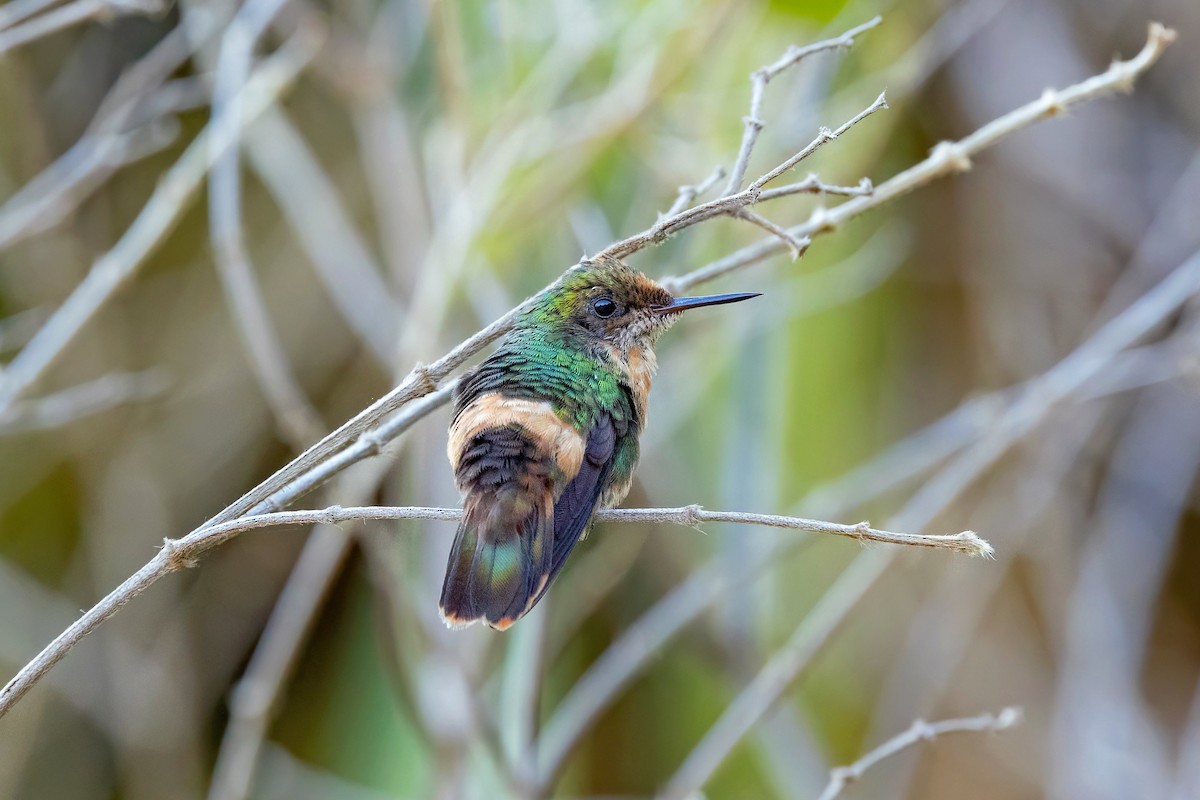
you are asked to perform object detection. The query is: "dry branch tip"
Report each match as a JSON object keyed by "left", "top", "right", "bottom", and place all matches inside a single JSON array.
[
  {"left": 0, "top": 14, "right": 1171, "bottom": 728},
  {"left": 957, "top": 530, "right": 994, "bottom": 559}
]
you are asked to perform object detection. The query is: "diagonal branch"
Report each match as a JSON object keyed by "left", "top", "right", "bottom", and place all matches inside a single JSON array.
[
  {"left": 655, "top": 244, "right": 1200, "bottom": 800},
  {"left": 815, "top": 707, "right": 1022, "bottom": 800},
  {"left": 665, "top": 165, "right": 726, "bottom": 218},
  {"left": 669, "top": 21, "right": 1177, "bottom": 292},
  {"left": 0, "top": 19, "right": 1175, "bottom": 724},
  {"left": 723, "top": 16, "right": 882, "bottom": 196},
  {"left": 595, "top": 90, "right": 888, "bottom": 261}
]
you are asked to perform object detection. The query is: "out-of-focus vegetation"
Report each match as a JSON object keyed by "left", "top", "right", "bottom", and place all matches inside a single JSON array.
[{"left": 0, "top": 0, "right": 1197, "bottom": 798}]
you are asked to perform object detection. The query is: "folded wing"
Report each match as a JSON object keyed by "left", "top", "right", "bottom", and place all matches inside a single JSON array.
[{"left": 439, "top": 415, "right": 616, "bottom": 630}]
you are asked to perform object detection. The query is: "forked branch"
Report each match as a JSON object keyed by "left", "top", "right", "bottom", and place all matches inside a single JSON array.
[
  {"left": 0, "top": 20, "right": 1175, "bottom": 724},
  {"left": 724, "top": 15, "right": 882, "bottom": 195},
  {"left": 816, "top": 707, "right": 1022, "bottom": 800},
  {"left": 595, "top": 90, "right": 888, "bottom": 260}
]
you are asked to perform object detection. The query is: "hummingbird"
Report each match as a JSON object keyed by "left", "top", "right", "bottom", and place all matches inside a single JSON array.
[{"left": 439, "top": 256, "right": 759, "bottom": 630}]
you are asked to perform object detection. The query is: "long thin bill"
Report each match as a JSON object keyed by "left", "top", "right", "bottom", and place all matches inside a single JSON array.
[{"left": 651, "top": 292, "right": 761, "bottom": 315}]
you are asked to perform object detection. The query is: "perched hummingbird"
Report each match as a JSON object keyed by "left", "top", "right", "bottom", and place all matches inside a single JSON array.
[{"left": 439, "top": 256, "right": 759, "bottom": 630}]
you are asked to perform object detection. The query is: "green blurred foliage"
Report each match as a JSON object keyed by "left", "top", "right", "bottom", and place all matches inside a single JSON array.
[{"left": 2, "top": 0, "right": 1197, "bottom": 798}]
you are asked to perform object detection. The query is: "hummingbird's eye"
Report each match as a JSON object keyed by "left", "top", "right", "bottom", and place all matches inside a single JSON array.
[{"left": 591, "top": 298, "right": 619, "bottom": 318}]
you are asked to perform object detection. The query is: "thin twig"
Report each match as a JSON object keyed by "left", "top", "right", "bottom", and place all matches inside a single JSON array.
[
  {"left": 669, "top": 21, "right": 1177, "bottom": 292},
  {"left": 536, "top": 241, "right": 1200, "bottom": 795},
  {"left": 603, "top": 507, "right": 991, "bottom": 556},
  {"left": 665, "top": 165, "right": 726, "bottom": 217},
  {"left": 735, "top": 210, "right": 810, "bottom": 261},
  {"left": 176, "top": 505, "right": 988, "bottom": 557},
  {"left": 0, "top": 501, "right": 980, "bottom": 720},
  {"left": 723, "top": 16, "right": 882, "bottom": 196},
  {"left": 749, "top": 92, "right": 888, "bottom": 191},
  {"left": 656, "top": 244, "right": 1200, "bottom": 799},
  {"left": 595, "top": 91, "right": 888, "bottom": 261},
  {"left": 815, "top": 707, "right": 1022, "bottom": 800},
  {"left": 0, "top": 19, "right": 1174, "bottom": 725},
  {"left": 756, "top": 174, "right": 874, "bottom": 201}
]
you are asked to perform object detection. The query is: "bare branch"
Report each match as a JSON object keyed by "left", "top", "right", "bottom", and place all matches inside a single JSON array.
[
  {"left": 665, "top": 165, "right": 725, "bottom": 218},
  {"left": 816, "top": 707, "right": 1022, "bottom": 800},
  {"left": 757, "top": 174, "right": 874, "bottom": 201},
  {"left": 181, "top": 504, "right": 989, "bottom": 556},
  {"left": 0, "top": 500, "right": 983, "bottom": 720},
  {"left": 0, "top": 19, "right": 1174, "bottom": 725},
  {"left": 748, "top": 91, "right": 888, "bottom": 191},
  {"left": 735, "top": 210, "right": 811, "bottom": 261},
  {"left": 605, "top": 506, "right": 991, "bottom": 556},
  {"left": 670, "top": 21, "right": 1177, "bottom": 292},
  {"left": 595, "top": 91, "right": 888, "bottom": 261},
  {"left": 657, "top": 244, "right": 1200, "bottom": 798},
  {"left": 538, "top": 241, "right": 1200, "bottom": 793},
  {"left": 724, "top": 16, "right": 882, "bottom": 196}
]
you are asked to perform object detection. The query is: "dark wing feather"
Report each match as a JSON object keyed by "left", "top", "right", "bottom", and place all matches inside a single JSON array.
[
  {"left": 439, "top": 426, "right": 554, "bottom": 630},
  {"left": 440, "top": 415, "right": 619, "bottom": 630},
  {"left": 529, "top": 415, "right": 617, "bottom": 609}
]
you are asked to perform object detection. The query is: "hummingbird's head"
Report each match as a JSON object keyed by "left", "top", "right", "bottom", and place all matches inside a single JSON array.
[{"left": 526, "top": 256, "right": 759, "bottom": 354}]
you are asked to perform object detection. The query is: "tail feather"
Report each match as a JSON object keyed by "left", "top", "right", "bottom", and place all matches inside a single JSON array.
[{"left": 439, "top": 488, "right": 553, "bottom": 630}]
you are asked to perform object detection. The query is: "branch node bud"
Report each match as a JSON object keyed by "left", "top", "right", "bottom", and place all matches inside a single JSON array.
[
  {"left": 807, "top": 205, "right": 837, "bottom": 233},
  {"left": 410, "top": 363, "right": 438, "bottom": 394},
  {"left": 1040, "top": 88, "right": 1065, "bottom": 116},
  {"left": 161, "top": 537, "right": 196, "bottom": 571},
  {"left": 931, "top": 141, "right": 973, "bottom": 173}
]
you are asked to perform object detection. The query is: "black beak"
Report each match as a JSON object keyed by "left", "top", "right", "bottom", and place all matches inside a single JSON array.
[{"left": 651, "top": 292, "right": 761, "bottom": 315}]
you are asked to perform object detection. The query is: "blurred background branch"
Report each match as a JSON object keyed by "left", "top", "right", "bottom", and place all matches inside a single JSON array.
[
  {"left": 0, "top": 1, "right": 1195, "bottom": 799},
  {"left": 816, "top": 706, "right": 1022, "bottom": 800}
]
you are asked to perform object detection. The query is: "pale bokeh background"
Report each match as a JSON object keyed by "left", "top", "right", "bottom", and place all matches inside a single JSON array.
[{"left": 1, "top": 0, "right": 1198, "bottom": 798}]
